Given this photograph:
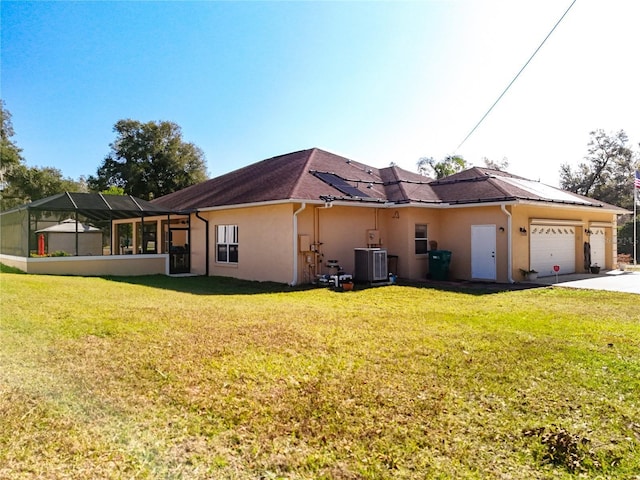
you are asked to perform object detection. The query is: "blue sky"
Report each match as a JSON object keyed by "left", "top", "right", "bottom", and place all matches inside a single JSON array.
[{"left": 2, "top": 0, "right": 639, "bottom": 187}]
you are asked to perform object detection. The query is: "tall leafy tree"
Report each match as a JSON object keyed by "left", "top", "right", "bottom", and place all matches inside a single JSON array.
[
  {"left": 1, "top": 100, "right": 84, "bottom": 210},
  {"left": 560, "top": 129, "right": 637, "bottom": 209},
  {"left": 4, "top": 166, "right": 82, "bottom": 207},
  {"left": 0, "top": 100, "right": 24, "bottom": 191},
  {"left": 417, "top": 155, "right": 469, "bottom": 179},
  {"left": 88, "top": 119, "right": 208, "bottom": 200}
]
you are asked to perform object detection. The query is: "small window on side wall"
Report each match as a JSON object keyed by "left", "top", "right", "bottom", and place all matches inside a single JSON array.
[
  {"left": 216, "top": 224, "right": 239, "bottom": 263},
  {"left": 415, "top": 224, "right": 428, "bottom": 255}
]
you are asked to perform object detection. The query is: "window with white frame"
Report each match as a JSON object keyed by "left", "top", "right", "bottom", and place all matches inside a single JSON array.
[
  {"left": 415, "top": 224, "right": 428, "bottom": 254},
  {"left": 216, "top": 225, "right": 238, "bottom": 263}
]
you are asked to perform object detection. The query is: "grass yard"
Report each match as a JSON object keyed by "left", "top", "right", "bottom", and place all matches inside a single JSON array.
[{"left": 0, "top": 269, "right": 639, "bottom": 479}]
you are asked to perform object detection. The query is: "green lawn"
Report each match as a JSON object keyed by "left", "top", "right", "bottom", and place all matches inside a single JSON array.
[{"left": 1, "top": 270, "right": 638, "bottom": 479}]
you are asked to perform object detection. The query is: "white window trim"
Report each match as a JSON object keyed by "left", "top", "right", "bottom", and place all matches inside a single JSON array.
[
  {"left": 216, "top": 224, "right": 238, "bottom": 264},
  {"left": 415, "top": 224, "right": 429, "bottom": 255}
]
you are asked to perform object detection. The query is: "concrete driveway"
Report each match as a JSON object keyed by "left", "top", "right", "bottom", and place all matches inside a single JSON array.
[{"left": 533, "top": 270, "right": 640, "bottom": 294}]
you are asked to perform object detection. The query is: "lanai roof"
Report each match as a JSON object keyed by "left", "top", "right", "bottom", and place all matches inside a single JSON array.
[
  {"left": 2, "top": 192, "right": 180, "bottom": 221},
  {"left": 152, "top": 148, "right": 625, "bottom": 212}
]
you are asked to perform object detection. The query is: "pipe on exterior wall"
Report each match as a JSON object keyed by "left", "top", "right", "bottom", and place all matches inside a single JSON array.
[
  {"left": 313, "top": 202, "right": 333, "bottom": 277},
  {"left": 290, "top": 202, "right": 307, "bottom": 286},
  {"left": 501, "top": 204, "right": 514, "bottom": 284},
  {"left": 195, "top": 211, "right": 209, "bottom": 276}
]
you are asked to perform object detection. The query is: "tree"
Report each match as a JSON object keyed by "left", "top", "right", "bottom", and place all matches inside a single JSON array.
[
  {"left": 0, "top": 100, "right": 24, "bottom": 191},
  {"left": 560, "top": 129, "right": 637, "bottom": 209},
  {"left": 2, "top": 165, "right": 84, "bottom": 210},
  {"left": 101, "top": 185, "right": 125, "bottom": 196},
  {"left": 417, "top": 155, "right": 469, "bottom": 179},
  {"left": 88, "top": 119, "right": 208, "bottom": 200},
  {"left": 617, "top": 218, "right": 639, "bottom": 260},
  {"left": 1, "top": 100, "right": 84, "bottom": 210},
  {"left": 482, "top": 156, "right": 509, "bottom": 171}
]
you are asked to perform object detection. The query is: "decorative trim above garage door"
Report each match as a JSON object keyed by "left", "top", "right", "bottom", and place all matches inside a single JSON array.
[{"left": 530, "top": 218, "right": 583, "bottom": 226}]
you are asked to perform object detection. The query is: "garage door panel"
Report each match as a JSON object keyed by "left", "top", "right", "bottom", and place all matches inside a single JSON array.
[{"left": 530, "top": 225, "right": 576, "bottom": 276}]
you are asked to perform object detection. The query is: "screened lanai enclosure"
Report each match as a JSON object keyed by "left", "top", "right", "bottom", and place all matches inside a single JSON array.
[{"left": 0, "top": 192, "right": 191, "bottom": 276}]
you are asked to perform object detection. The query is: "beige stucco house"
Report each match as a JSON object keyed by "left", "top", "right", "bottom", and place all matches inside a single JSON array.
[
  {"left": 148, "top": 148, "right": 624, "bottom": 284},
  {"left": 0, "top": 148, "right": 624, "bottom": 281}
]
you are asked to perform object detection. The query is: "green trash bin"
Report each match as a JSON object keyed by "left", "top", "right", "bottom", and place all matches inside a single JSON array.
[{"left": 428, "top": 250, "right": 452, "bottom": 280}]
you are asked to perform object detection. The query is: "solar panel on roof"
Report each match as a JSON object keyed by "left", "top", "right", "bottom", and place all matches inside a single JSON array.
[{"left": 312, "top": 172, "right": 370, "bottom": 198}]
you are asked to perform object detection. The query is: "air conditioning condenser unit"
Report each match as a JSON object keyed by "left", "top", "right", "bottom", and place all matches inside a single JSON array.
[{"left": 354, "top": 248, "right": 388, "bottom": 282}]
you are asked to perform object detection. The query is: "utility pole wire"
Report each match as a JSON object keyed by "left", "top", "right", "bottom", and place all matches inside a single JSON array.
[{"left": 455, "top": 0, "right": 578, "bottom": 152}]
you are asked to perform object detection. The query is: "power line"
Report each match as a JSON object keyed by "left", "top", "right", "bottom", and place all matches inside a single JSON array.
[{"left": 455, "top": 0, "right": 578, "bottom": 152}]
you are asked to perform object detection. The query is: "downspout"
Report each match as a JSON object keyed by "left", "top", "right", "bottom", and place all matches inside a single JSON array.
[
  {"left": 195, "top": 211, "right": 209, "bottom": 276},
  {"left": 290, "top": 202, "right": 307, "bottom": 286},
  {"left": 501, "top": 204, "right": 514, "bottom": 284}
]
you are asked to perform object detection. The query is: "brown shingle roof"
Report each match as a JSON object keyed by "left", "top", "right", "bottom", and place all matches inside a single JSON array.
[
  {"left": 430, "top": 167, "right": 623, "bottom": 209},
  {"left": 152, "top": 149, "right": 625, "bottom": 212},
  {"left": 152, "top": 149, "right": 312, "bottom": 210},
  {"left": 153, "top": 148, "right": 420, "bottom": 209}
]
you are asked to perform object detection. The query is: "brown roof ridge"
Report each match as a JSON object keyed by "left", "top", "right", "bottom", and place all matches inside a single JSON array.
[
  {"left": 485, "top": 176, "right": 514, "bottom": 198},
  {"left": 379, "top": 165, "right": 433, "bottom": 183},
  {"left": 478, "top": 167, "right": 529, "bottom": 180},
  {"left": 282, "top": 148, "right": 317, "bottom": 199},
  {"left": 430, "top": 175, "right": 493, "bottom": 186},
  {"left": 376, "top": 164, "right": 438, "bottom": 203},
  {"left": 434, "top": 166, "right": 529, "bottom": 185},
  {"left": 220, "top": 147, "right": 316, "bottom": 179},
  {"left": 382, "top": 165, "right": 409, "bottom": 200}
]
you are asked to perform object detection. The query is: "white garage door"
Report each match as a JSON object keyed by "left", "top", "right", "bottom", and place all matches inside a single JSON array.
[
  {"left": 530, "top": 225, "right": 576, "bottom": 276},
  {"left": 589, "top": 228, "right": 606, "bottom": 268}
]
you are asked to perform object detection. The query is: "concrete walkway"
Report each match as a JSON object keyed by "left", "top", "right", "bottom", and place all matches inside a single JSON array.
[{"left": 532, "top": 269, "right": 640, "bottom": 294}]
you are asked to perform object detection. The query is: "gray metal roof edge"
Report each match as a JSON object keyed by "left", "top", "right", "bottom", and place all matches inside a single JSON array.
[{"left": 0, "top": 192, "right": 184, "bottom": 217}]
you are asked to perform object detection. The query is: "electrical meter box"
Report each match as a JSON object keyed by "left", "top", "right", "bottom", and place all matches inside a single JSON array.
[{"left": 298, "top": 235, "right": 311, "bottom": 252}]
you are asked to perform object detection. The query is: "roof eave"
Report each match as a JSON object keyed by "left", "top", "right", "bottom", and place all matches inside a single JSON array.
[
  {"left": 193, "top": 198, "right": 330, "bottom": 213},
  {"left": 184, "top": 195, "right": 628, "bottom": 214},
  {"left": 516, "top": 198, "right": 628, "bottom": 214}
]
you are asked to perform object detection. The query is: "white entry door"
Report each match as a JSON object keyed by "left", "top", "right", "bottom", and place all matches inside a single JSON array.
[{"left": 471, "top": 225, "right": 496, "bottom": 280}]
